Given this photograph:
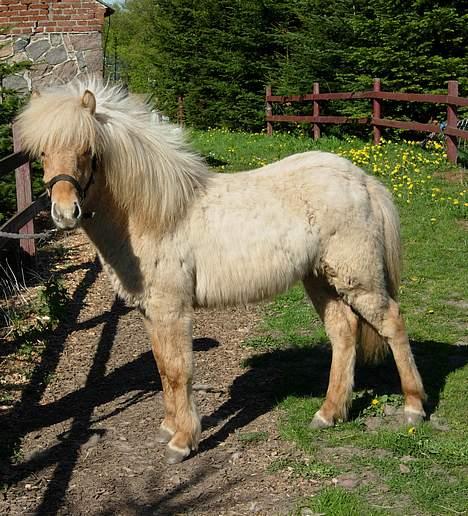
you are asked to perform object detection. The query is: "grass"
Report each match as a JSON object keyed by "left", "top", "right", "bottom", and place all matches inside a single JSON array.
[
  {"left": 295, "top": 487, "right": 389, "bottom": 516},
  {"left": 191, "top": 129, "right": 468, "bottom": 515}
]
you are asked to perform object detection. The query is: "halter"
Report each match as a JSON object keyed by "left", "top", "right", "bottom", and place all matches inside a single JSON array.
[{"left": 45, "top": 156, "right": 97, "bottom": 218}]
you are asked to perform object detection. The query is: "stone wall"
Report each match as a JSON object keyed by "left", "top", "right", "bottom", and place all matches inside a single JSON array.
[{"left": 0, "top": 31, "right": 104, "bottom": 92}]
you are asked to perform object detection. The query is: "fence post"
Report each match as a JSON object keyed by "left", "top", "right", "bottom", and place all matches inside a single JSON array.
[
  {"left": 12, "top": 124, "right": 36, "bottom": 258},
  {"left": 313, "top": 82, "right": 321, "bottom": 140},
  {"left": 446, "top": 80, "right": 458, "bottom": 164},
  {"left": 266, "top": 85, "right": 273, "bottom": 136},
  {"left": 177, "top": 95, "right": 185, "bottom": 126},
  {"left": 372, "top": 78, "right": 382, "bottom": 145}
]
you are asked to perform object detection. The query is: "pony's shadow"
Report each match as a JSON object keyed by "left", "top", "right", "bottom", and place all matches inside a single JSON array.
[{"left": 199, "top": 338, "right": 468, "bottom": 453}]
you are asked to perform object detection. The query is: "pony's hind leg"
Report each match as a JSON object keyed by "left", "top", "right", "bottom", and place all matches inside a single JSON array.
[
  {"left": 304, "top": 278, "right": 359, "bottom": 428},
  {"left": 147, "top": 313, "right": 201, "bottom": 464},
  {"left": 344, "top": 291, "right": 426, "bottom": 424}
]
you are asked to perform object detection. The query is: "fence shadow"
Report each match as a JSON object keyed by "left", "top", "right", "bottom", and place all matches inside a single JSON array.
[
  {"left": 2, "top": 317, "right": 218, "bottom": 515},
  {"left": 31, "top": 296, "right": 130, "bottom": 516},
  {"left": 0, "top": 257, "right": 102, "bottom": 476}
]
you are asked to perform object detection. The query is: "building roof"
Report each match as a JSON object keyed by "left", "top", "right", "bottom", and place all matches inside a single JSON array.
[{"left": 96, "top": 0, "right": 115, "bottom": 16}]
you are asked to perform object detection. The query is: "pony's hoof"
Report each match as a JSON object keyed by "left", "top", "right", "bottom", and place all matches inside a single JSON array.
[
  {"left": 165, "top": 443, "right": 190, "bottom": 465},
  {"left": 309, "top": 412, "right": 334, "bottom": 430},
  {"left": 157, "top": 425, "right": 175, "bottom": 444},
  {"left": 405, "top": 409, "right": 425, "bottom": 426}
]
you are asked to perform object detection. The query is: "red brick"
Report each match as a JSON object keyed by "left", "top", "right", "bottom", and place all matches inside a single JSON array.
[
  {"left": 7, "top": 15, "right": 27, "bottom": 21},
  {"left": 25, "top": 9, "right": 47, "bottom": 15},
  {"left": 37, "top": 21, "right": 57, "bottom": 27},
  {"left": 8, "top": 5, "right": 25, "bottom": 11}
]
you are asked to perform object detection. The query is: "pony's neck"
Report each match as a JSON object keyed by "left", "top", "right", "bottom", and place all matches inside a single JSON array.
[{"left": 81, "top": 177, "right": 146, "bottom": 297}]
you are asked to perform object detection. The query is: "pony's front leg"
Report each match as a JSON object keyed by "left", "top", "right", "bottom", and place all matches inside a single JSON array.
[{"left": 148, "top": 314, "right": 201, "bottom": 464}]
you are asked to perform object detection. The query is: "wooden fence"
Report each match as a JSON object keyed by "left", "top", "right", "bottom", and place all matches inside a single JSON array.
[
  {"left": 0, "top": 126, "right": 49, "bottom": 260},
  {"left": 266, "top": 79, "right": 468, "bottom": 163}
]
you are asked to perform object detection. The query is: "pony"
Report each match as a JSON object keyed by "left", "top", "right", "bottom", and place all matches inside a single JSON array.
[{"left": 16, "top": 80, "right": 426, "bottom": 464}]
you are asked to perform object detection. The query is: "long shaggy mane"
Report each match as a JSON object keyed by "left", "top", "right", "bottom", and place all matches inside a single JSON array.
[{"left": 16, "top": 79, "right": 210, "bottom": 228}]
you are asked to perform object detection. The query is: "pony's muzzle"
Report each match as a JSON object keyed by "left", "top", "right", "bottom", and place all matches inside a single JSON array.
[{"left": 51, "top": 200, "right": 82, "bottom": 229}]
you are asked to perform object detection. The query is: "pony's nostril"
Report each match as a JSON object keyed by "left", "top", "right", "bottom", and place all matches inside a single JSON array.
[
  {"left": 51, "top": 202, "right": 61, "bottom": 221},
  {"left": 73, "top": 202, "right": 82, "bottom": 219}
]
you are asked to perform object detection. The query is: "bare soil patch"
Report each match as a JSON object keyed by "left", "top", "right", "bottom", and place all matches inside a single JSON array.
[{"left": 434, "top": 169, "right": 466, "bottom": 184}]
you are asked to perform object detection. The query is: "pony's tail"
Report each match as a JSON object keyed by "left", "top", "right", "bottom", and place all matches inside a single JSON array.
[{"left": 358, "top": 178, "right": 402, "bottom": 364}]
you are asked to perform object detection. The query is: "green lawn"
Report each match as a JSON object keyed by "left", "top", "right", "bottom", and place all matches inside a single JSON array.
[{"left": 192, "top": 129, "right": 468, "bottom": 515}]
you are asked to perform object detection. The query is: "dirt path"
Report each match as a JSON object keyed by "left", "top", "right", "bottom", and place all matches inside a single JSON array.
[{"left": 1, "top": 233, "right": 317, "bottom": 515}]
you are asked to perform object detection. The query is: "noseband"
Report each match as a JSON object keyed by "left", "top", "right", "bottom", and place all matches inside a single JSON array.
[
  {"left": 45, "top": 156, "right": 97, "bottom": 218},
  {"left": 45, "top": 174, "right": 93, "bottom": 202}
]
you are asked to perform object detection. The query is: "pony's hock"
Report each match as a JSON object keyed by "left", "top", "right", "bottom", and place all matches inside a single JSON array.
[{"left": 16, "top": 80, "right": 426, "bottom": 464}]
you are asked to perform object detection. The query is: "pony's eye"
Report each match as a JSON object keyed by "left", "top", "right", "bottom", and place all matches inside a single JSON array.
[{"left": 41, "top": 152, "right": 45, "bottom": 157}]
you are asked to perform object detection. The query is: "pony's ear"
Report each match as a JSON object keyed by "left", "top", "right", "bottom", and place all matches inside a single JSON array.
[
  {"left": 81, "top": 90, "right": 96, "bottom": 115},
  {"left": 31, "top": 90, "right": 40, "bottom": 98}
]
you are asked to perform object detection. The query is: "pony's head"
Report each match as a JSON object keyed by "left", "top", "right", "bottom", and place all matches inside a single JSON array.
[
  {"left": 17, "top": 80, "right": 210, "bottom": 232},
  {"left": 16, "top": 88, "right": 99, "bottom": 230}
]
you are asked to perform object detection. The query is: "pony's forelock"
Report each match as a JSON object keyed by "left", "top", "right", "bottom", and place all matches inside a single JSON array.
[{"left": 16, "top": 87, "right": 98, "bottom": 157}]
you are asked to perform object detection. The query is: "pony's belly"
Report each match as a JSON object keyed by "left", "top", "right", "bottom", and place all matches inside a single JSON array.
[{"left": 194, "top": 240, "right": 318, "bottom": 307}]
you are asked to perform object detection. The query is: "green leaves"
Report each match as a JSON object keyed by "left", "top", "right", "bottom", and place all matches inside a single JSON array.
[{"left": 108, "top": 1, "right": 467, "bottom": 129}]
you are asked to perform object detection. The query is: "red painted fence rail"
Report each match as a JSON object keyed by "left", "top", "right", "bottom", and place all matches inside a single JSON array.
[
  {"left": 0, "top": 125, "right": 49, "bottom": 259},
  {"left": 266, "top": 78, "right": 468, "bottom": 163}
]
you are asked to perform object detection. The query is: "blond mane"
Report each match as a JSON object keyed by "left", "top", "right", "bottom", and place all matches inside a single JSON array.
[{"left": 16, "top": 79, "right": 210, "bottom": 229}]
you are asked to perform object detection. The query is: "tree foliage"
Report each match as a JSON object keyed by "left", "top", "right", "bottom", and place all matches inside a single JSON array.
[
  {"left": 108, "top": 0, "right": 467, "bottom": 129},
  {"left": 0, "top": 30, "right": 32, "bottom": 222}
]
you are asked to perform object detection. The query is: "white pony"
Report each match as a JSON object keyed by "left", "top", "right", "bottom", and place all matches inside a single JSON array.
[{"left": 16, "top": 81, "right": 426, "bottom": 464}]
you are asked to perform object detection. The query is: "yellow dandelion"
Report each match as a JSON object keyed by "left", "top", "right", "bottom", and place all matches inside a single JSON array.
[
  {"left": 408, "top": 427, "right": 416, "bottom": 435},
  {"left": 371, "top": 399, "right": 379, "bottom": 406}
]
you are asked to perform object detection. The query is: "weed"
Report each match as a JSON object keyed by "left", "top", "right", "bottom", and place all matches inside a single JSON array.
[
  {"left": 237, "top": 431, "right": 269, "bottom": 443},
  {"left": 359, "top": 393, "right": 403, "bottom": 419},
  {"left": 0, "top": 269, "right": 69, "bottom": 416}
]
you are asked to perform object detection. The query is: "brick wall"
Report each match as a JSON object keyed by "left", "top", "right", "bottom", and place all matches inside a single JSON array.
[{"left": 0, "top": 0, "right": 108, "bottom": 35}]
